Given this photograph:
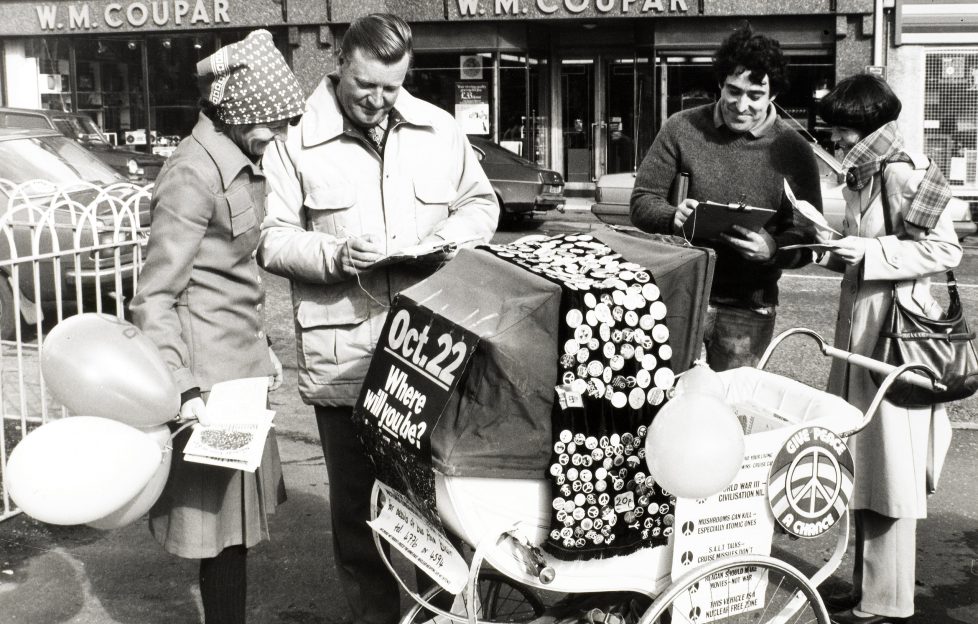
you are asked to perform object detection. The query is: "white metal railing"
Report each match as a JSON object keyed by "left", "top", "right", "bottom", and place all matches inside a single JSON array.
[{"left": 0, "top": 179, "right": 152, "bottom": 522}]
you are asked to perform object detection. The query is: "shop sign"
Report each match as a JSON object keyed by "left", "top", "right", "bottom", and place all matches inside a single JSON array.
[
  {"left": 453, "top": 0, "right": 690, "bottom": 19},
  {"left": 34, "top": 1, "right": 231, "bottom": 32}
]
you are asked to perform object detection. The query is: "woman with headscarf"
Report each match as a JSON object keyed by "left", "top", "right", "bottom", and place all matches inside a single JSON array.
[
  {"left": 131, "top": 29, "right": 305, "bottom": 623},
  {"left": 815, "top": 74, "right": 960, "bottom": 624}
]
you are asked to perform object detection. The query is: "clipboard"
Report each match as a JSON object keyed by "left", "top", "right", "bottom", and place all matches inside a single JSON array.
[{"left": 681, "top": 200, "right": 776, "bottom": 242}]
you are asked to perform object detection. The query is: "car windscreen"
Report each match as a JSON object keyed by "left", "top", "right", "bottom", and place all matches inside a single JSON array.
[
  {"left": 52, "top": 116, "right": 109, "bottom": 146},
  {"left": 0, "top": 135, "right": 122, "bottom": 193}
]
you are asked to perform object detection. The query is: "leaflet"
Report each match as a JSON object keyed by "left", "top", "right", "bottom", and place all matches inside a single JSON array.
[
  {"left": 784, "top": 179, "right": 841, "bottom": 237},
  {"left": 182, "top": 377, "right": 274, "bottom": 472}
]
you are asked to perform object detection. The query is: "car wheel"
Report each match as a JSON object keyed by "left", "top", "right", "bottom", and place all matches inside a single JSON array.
[{"left": 0, "top": 274, "right": 20, "bottom": 341}]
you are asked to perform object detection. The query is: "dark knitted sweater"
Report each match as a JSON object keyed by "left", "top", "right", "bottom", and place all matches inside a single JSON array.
[{"left": 630, "top": 104, "right": 822, "bottom": 308}]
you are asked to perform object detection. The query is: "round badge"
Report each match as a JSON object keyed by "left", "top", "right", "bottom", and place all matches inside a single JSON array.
[
  {"left": 612, "top": 307, "right": 625, "bottom": 322},
  {"left": 649, "top": 301, "right": 667, "bottom": 320},
  {"left": 585, "top": 436, "right": 598, "bottom": 450},
  {"left": 586, "top": 310, "right": 599, "bottom": 326},
  {"left": 625, "top": 310, "right": 639, "bottom": 327},
  {"left": 595, "top": 303, "right": 613, "bottom": 324},
  {"left": 567, "top": 467, "right": 579, "bottom": 481},
  {"left": 610, "top": 354, "right": 625, "bottom": 371},
  {"left": 566, "top": 309, "right": 584, "bottom": 328},
  {"left": 559, "top": 430, "right": 573, "bottom": 443},
  {"left": 658, "top": 345, "right": 673, "bottom": 361},
  {"left": 620, "top": 343, "right": 636, "bottom": 360},
  {"left": 628, "top": 387, "right": 645, "bottom": 409},
  {"left": 768, "top": 425, "right": 854, "bottom": 538},
  {"left": 642, "top": 354, "right": 658, "bottom": 371},
  {"left": 639, "top": 314, "right": 655, "bottom": 331},
  {"left": 654, "top": 367, "right": 676, "bottom": 389},
  {"left": 636, "top": 369, "right": 652, "bottom": 388},
  {"left": 588, "top": 338, "right": 600, "bottom": 351},
  {"left": 647, "top": 387, "right": 665, "bottom": 406},
  {"left": 587, "top": 360, "right": 604, "bottom": 378},
  {"left": 554, "top": 441, "right": 566, "bottom": 454},
  {"left": 603, "top": 343, "right": 616, "bottom": 359},
  {"left": 584, "top": 292, "right": 597, "bottom": 308},
  {"left": 599, "top": 324, "right": 612, "bottom": 342},
  {"left": 611, "top": 392, "right": 628, "bottom": 408},
  {"left": 634, "top": 271, "right": 651, "bottom": 284},
  {"left": 575, "top": 325, "right": 593, "bottom": 343},
  {"left": 642, "top": 283, "right": 660, "bottom": 301},
  {"left": 652, "top": 324, "right": 670, "bottom": 343}
]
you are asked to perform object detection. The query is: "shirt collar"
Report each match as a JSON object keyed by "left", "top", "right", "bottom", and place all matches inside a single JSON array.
[
  {"left": 712, "top": 101, "right": 778, "bottom": 138},
  {"left": 190, "top": 113, "right": 263, "bottom": 190},
  {"left": 301, "top": 73, "right": 436, "bottom": 148}
]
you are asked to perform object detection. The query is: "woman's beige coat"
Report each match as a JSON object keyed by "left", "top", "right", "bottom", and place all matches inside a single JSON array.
[{"left": 826, "top": 158, "right": 961, "bottom": 519}]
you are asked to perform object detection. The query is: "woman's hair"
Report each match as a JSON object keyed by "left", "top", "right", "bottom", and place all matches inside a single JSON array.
[
  {"left": 713, "top": 24, "right": 788, "bottom": 96},
  {"left": 819, "top": 73, "right": 902, "bottom": 136},
  {"left": 341, "top": 13, "right": 413, "bottom": 65}
]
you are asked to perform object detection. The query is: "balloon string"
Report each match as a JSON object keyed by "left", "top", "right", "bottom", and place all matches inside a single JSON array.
[{"left": 167, "top": 420, "right": 196, "bottom": 450}]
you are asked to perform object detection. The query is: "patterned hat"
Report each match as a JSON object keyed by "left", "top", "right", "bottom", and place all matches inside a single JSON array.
[{"left": 197, "top": 29, "right": 305, "bottom": 125}]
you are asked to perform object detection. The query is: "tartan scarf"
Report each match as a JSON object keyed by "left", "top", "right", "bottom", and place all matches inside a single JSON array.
[{"left": 842, "top": 121, "right": 952, "bottom": 230}]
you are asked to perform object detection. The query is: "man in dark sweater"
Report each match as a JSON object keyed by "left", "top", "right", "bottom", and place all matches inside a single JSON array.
[{"left": 630, "top": 25, "right": 822, "bottom": 371}]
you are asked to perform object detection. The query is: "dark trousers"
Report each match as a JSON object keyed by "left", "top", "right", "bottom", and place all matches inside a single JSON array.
[{"left": 316, "top": 405, "right": 401, "bottom": 624}]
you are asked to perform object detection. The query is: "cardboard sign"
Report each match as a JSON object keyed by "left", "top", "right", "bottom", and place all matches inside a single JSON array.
[
  {"left": 368, "top": 481, "right": 469, "bottom": 594},
  {"left": 353, "top": 297, "right": 479, "bottom": 520}
]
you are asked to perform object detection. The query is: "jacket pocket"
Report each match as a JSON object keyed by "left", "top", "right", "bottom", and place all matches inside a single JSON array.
[
  {"left": 227, "top": 185, "right": 257, "bottom": 237},
  {"left": 305, "top": 183, "right": 356, "bottom": 236},
  {"left": 413, "top": 177, "right": 453, "bottom": 239},
  {"left": 295, "top": 290, "right": 374, "bottom": 385}
]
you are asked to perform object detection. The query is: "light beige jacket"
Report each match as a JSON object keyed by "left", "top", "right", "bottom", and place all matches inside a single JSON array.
[
  {"left": 259, "top": 77, "right": 498, "bottom": 406},
  {"left": 826, "top": 158, "right": 961, "bottom": 518}
]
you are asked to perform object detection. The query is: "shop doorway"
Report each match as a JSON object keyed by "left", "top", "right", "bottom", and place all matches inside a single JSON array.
[{"left": 559, "top": 52, "right": 653, "bottom": 186}]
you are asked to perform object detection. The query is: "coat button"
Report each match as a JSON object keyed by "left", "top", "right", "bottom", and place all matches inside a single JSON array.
[{"left": 258, "top": 330, "right": 265, "bottom": 339}]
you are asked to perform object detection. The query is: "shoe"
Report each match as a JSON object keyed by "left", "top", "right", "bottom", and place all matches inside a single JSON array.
[
  {"left": 819, "top": 590, "right": 861, "bottom": 613},
  {"left": 830, "top": 608, "right": 910, "bottom": 624}
]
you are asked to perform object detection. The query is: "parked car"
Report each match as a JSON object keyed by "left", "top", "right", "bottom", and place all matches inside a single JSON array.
[
  {"left": 0, "top": 128, "right": 151, "bottom": 339},
  {"left": 591, "top": 143, "right": 977, "bottom": 240},
  {"left": 469, "top": 137, "right": 565, "bottom": 225},
  {"left": 0, "top": 106, "right": 165, "bottom": 183}
]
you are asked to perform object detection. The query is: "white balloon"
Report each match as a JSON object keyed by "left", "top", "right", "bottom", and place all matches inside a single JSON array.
[
  {"left": 673, "top": 361, "right": 726, "bottom": 399},
  {"left": 645, "top": 393, "right": 745, "bottom": 499},
  {"left": 87, "top": 424, "right": 172, "bottom": 530},
  {"left": 5, "top": 417, "right": 162, "bottom": 525}
]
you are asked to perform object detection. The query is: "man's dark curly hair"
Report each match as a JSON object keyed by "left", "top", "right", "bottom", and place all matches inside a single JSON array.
[{"left": 713, "top": 24, "right": 788, "bottom": 96}]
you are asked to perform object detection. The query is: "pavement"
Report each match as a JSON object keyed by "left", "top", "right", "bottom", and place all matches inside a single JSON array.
[{"left": 1, "top": 204, "right": 977, "bottom": 622}]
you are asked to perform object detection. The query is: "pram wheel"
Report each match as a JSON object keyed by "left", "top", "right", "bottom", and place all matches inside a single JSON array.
[
  {"left": 400, "top": 570, "right": 545, "bottom": 624},
  {"left": 638, "top": 555, "right": 829, "bottom": 624}
]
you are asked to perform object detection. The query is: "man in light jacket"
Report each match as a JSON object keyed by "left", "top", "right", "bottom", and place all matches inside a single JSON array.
[{"left": 259, "top": 13, "right": 497, "bottom": 624}]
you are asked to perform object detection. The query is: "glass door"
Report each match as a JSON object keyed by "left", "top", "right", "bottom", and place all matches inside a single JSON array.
[{"left": 559, "top": 51, "right": 654, "bottom": 183}]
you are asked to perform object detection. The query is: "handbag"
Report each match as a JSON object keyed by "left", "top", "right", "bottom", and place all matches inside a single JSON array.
[{"left": 869, "top": 161, "right": 978, "bottom": 407}]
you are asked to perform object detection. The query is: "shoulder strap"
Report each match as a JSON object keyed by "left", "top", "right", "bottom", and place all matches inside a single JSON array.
[{"left": 879, "top": 161, "right": 958, "bottom": 301}]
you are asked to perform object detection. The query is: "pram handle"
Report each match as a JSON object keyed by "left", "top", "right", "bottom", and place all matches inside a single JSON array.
[{"left": 757, "top": 328, "right": 944, "bottom": 436}]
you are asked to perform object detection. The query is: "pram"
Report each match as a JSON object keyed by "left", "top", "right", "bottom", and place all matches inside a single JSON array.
[{"left": 361, "top": 233, "right": 942, "bottom": 624}]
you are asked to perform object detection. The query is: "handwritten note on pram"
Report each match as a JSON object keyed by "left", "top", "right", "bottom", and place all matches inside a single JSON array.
[
  {"left": 368, "top": 481, "right": 468, "bottom": 594},
  {"left": 669, "top": 427, "right": 786, "bottom": 622}
]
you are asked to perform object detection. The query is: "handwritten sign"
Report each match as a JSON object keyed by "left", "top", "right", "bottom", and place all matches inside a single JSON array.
[{"left": 368, "top": 481, "right": 469, "bottom": 594}]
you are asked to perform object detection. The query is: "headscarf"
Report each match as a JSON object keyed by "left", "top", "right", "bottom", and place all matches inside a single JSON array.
[
  {"left": 196, "top": 29, "right": 305, "bottom": 126},
  {"left": 842, "top": 121, "right": 951, "bottom": 230}
]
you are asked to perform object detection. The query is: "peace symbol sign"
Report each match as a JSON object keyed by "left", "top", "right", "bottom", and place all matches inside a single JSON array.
[{"left": 785, "top": 446, "right": 842, "bottom": 519}]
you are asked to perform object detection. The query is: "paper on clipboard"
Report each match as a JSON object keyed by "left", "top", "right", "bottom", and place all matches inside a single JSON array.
[
  {"left": 784, "top": 179, "right": 841, "bottom": 237},
  {"left": 680, "top": 200, "right": 776, "bottom": 242},
  {"left": 369, "top": 235, "right": 482, "bottom": 269}
]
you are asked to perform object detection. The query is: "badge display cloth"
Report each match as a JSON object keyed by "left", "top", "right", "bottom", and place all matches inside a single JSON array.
[{"left": 480, "top": 234, "right": 678, "bottom": 559}]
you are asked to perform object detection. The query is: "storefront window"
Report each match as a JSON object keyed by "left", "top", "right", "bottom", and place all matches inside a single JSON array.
[
  {"left": 407, "top": 52, "right": 496, "bottom": 139},
  {"left": 499, "top": 54, "right": 549, "bottom": 166},
  {"left": 924, "top": 50, "right": 978, "bottom": 193},
  {"left": 25, "top": 30, "right": 286, "bottom": 156},
  {"left": 408, "top": 51, "right": 550, "bottom": 165}
]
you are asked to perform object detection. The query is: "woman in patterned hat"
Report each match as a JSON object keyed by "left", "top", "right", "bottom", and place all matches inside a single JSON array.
[{"left": 131, "top": 29, "right": 305, "bottom": 623}]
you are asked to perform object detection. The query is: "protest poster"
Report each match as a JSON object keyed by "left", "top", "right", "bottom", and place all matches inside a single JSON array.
[{"left": 353, "top": 296, "right": 479, "bottom": 523}]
